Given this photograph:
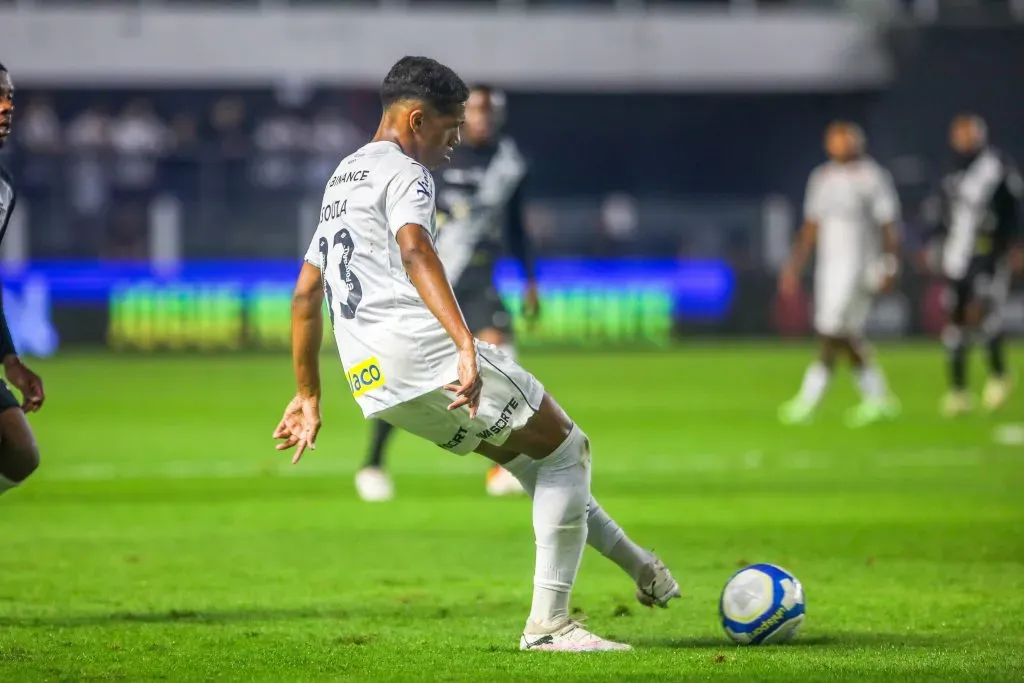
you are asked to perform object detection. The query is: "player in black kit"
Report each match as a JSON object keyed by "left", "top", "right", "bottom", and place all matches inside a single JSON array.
[
  {"left": 922, "top": 114, "right": 1022, "bottom": 416},
  {"left": 355, "top": 84, "right": 539, "bottom": 501},
  {"left": 0, "top": 62, "right": 45, "bottom": 497}
]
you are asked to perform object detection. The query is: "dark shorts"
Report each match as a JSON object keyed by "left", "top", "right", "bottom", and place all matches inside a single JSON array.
[
  {"left": 945, "top": 257, "right": 1011, "bottom": 324},
  {"left": 454, "top": 266, "right": 513, "bottom": 336},
  {"left": 0, "top": 381, "right": 19, "bottom": 412}
]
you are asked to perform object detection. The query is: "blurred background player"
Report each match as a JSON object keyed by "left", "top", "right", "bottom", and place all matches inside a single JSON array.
[
  {"left": 921, "top": 114, "right": 1023, "bottom": 416},
  {"left": 0, "top": 62, "right": 45, "bottom": 498},
  {"left": 778, "top": 121, "right": 902, "bottom": 427},
  {"left": 355, "top": 84, "right": 539, "bottom": 502}
]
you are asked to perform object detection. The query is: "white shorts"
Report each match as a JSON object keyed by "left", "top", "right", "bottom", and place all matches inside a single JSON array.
[
  {"left": 372, "top": 342, "right": 545, "bottom": 455},
  {"left": 814, "top": 287, "right": 873, "bottom": 338}
]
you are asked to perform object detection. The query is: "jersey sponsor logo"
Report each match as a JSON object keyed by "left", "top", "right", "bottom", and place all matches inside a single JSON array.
[
  {"left": 475, "top": 397, "right": 519, "bottom": 440},
  {"left": 328, "top": 169, "right": 369, "bottom": 188},
  {"left": 438, "top": 427, "right": 469, "bottom": 450},
  {"left": 348, "top": 357, "right": 385, "bottom": 398},
  {"left": 415, "top": 166, "right": 433, "bottom": 198}
]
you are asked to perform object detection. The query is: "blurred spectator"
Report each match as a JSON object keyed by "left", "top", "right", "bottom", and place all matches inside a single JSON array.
[
  {"left": 109, "top": 98, "right": 168, "bottom": 191},
  {"left": 66, "top": 104, "right": 113, "bottom": 256},
  {"left": 210, "top": 96, "right": 249, "bottom": 161},
  {"left": 250, "top": 105, "right": 307, "bottom": 190},
  {"left": 103, "top": 203, "right": 148, "bottom": 261},
  {"left": 16, "top": 96, "right": 62, "bottom": 156},
  {"left": 304, "top": 104, "right": 365, "bottom": 189},
  {"left": 595, "top": 192, "right": 640, "bottom": 257}
]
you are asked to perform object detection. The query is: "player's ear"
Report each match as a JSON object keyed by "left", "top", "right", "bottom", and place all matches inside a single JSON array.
[{"left": 410, "top": 109, "right": 424, "bottom": 134}]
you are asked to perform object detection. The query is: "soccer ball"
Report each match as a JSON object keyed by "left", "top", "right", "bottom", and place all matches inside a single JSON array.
[{"left": 719, "top": 563, "right": 805, "bottom": 645}]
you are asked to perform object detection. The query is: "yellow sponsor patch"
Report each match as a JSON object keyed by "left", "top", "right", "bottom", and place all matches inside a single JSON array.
[{"left": 348, "top": 357, "right": 385, "bottom": 398}]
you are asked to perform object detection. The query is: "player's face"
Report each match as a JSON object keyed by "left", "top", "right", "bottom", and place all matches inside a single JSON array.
[
  {"left": 950, "top": 117, "right": 982, "bottom": 156},
  {"left": 463, "top": 90, "right": 496, "bottom": 144},
  {"left": 0, "top": 70, "right": 13, "bottom": 149},
  {"left": 415, "top": 104, "right": 465, "bottom": 169},
  {"left": 825, "top": 127, "right": 857, "bottom": 162}
]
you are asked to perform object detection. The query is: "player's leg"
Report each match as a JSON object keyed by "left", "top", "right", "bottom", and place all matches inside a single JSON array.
[
  {"left": 843, "top": 336, "right": 899, "bottom": 427},
  {"left": 355, "top": 420, "right": 395, "bottom": 502},
  {"left": 479, "top": 442, "right": 679, "bottom": 608},
  {"left": 493, "top": 394, "right": 630, "bottom": 651},
  {"left": 780, "top": 284, "right": 845, "bottom": 424},
  {"left": 779, "top": 335, "right": 840, "bottom": 425},
  {"left": 374, "top": 354, "right": 631, "bottom": 651},
  {"left": 839, "top": 293, "right": 898, "bottom": 427},
  {"left": 942, "top": 280, "right": 974, "bottom": 416},
  {"left": 0, "top": 396, "right": 40, "bottom": 497},
  {"left": 981, "top": 267, "right": 1012, "bottom": 411}
]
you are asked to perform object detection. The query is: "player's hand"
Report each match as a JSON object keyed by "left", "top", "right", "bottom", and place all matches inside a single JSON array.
[
  {"left": 273, "top": 394, "right": 321, "bottom": 464},
  {"left": 878, "top": 273, "right": 897, "bottom": 294},
  {"left": 523, "top": 280, "right": 541, "bottom": 324},
  {"left": 778, "top": 267, "right": 800, "bottom": 298},
  {"left": 3, "top": 356, "right": 44, "bottom": 413},
  {"left": 445, "top": 345, "right": 482, "bottom": 419}
]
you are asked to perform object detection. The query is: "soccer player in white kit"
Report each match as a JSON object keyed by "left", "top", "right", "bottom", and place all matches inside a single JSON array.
[
  {"left": 273, "top": 56, "right": 679, "bottom": 652},
  {"left": 778, "top": 122, "right": 902, "bottom": 427}
]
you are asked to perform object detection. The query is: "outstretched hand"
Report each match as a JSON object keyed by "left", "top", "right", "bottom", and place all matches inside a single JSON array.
[{"left": 273, "top": 394, "right": 321, "bottom": 464}]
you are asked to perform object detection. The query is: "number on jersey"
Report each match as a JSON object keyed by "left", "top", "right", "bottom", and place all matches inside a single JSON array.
[{"left": 318, "top": 227, "right": 363, "bottom": 325}]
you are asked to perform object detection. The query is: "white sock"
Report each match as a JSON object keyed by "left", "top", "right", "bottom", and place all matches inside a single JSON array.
[
  {"left": 498, "top": 343, "right": 518, "bottom": 362},
  {"left": 856, "top": 364, "right": 888, "bottom": 402},
  {"left": 503, "top": 455, "right": 651, "bottom": 583},
  {"left": 797, "top": 362, "right": 831, "bottom": 407},
  {"left": 0, "top": 474, "right": 18, "bottom": 497},
  {"left": 526, "top": 425, "right": 591, "bottom": 631}
]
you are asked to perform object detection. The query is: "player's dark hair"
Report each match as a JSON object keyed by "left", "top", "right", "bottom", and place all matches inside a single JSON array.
[{"left": 380, "top": 56, "right": 469, "bottom": 116}]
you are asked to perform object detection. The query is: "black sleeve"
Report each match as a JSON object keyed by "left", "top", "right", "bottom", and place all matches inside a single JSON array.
[
  {"left": 503, "top": 178, "right": 534, "bottom": 280},
  {"left": 992, "top": 162, "right": 1022, "bottom": 255},
  {"left": 0, "top": 291, "right": 16, "bottom": 359}
]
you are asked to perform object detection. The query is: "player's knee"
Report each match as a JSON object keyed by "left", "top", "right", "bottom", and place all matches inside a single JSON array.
[
  {"left": 980, "top": 311, "right": 1003, "bottom": 340},
  {"left": 505, "top": 394, "right": 574, "bottom": 460},
  {"left": 0, "top": 441, "right": 40, "bottom": 483},
  {"left": 942, "top": 325, "right": 965, "bottom": 351},
  {"left": 818, "top": 337, "right": 841, "bottom": 368}
]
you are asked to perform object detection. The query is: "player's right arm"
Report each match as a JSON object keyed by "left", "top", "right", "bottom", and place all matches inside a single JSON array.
[
  {"left": 274, "top": 261, "right": 324, "bottom": 463},
  {"left": 388, "top": 163, "right": 482, "bottom": 417},
  {"left": 779, "top": 169, "right": 822, "bottom": 297}
]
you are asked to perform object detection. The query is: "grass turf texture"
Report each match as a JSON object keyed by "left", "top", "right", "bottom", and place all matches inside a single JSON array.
[{"left": 2, "top": 344, "right": 1023, "bottom": 682}]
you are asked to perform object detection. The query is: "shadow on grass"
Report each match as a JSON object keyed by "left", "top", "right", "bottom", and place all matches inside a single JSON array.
[{"left": 635, "top": 632, "right": 953, "bottom": 650}]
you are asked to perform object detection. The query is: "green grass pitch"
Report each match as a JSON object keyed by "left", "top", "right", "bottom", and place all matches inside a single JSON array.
[{"left": 2, "top": 344, "right": 1023, "bottom": 681}]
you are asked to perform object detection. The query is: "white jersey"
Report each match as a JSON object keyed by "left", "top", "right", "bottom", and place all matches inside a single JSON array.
[
  {"left": 803, "top": 157, "right": 900, "bottom": 294},
  {"left": 304, "top": 141, "right": 459, "bottom": 418}
]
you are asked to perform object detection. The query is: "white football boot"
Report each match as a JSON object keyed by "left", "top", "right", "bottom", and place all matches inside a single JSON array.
[
  {"left": 486, "top": 466, "right": 525, "bottom": 497},
  {"left": 941, "top": 390, "right": 974, "bottom": 418},
  {"left": 520, "top": 620, "right": 632, "bottom": 652},
  {"left": 354, "top": 467, "right": 394, "bottom": 502},
  {"left": 982, "top": 376, "right": 1012, "bottom": 412},
  {"left": 635, "top": 554, "right": 682, "bottom": 608}
]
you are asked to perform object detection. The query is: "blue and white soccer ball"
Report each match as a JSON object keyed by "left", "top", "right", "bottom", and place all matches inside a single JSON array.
[{"left": 719, "top": 563, "right": 805, "bottom": 645}]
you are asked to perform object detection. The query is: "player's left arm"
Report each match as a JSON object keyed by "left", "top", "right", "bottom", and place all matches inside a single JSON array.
[
  {"left": 503, "top": 179, "right": 539, "bottom": 320},
  {"left": 873, "top": 167, "right": 902, "bottom": 291},
  {"left": 0, "top": 290, "right": 44, "bottom": 413},
  {"left": 274, "top": 261, "right": 324, "bottom": 462}
]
